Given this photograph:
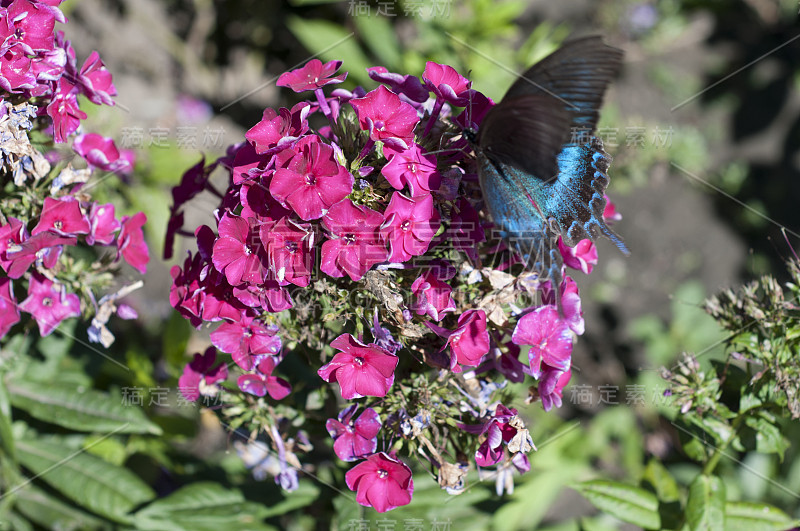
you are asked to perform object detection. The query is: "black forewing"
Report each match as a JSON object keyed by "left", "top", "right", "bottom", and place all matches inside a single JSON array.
[
  {"left": 503, "top": 36, "right": 624, "bottom": 133},
  {"left": 476, "top": 93, "right": 571, "bottom": 182}
]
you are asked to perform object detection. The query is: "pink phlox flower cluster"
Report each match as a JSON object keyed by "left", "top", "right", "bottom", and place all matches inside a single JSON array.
[{"left": 166, "top": 57, "right": 626, "bottom": 512}]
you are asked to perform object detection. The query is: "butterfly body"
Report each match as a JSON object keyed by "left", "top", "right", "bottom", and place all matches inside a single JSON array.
[{"left": 471, "top": 36, "right": 628, "bottom": 288}]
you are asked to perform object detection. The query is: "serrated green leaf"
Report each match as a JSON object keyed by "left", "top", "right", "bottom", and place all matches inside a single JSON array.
[
  {"left": 133, "top": 481, "right": 272, "bottom": 531},
  {"left": 642, "top": 458, "right": 680, "bottom": 502},
  {"left": 14, "top": 485, "right": 106, "bottom": 530},
  {"left": 7, "top": 380, "right": 162, "bottom": 435},
  {"left": 16, "top": 438, "right": 155, "bottom": 523},
  {"left": 287, "top": 18, "right": 372, "bottom": 86},
  {"left": 575, "top": 480, "right": 660, "bottom": 529},
  {"left": 725, "top": 501, "right": 797, "bottom": 531},
  {"left": 686, "top": 475, "right": 726, "bottom": 531}
]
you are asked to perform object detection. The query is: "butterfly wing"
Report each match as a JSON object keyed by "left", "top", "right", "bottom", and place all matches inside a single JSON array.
[
  {"left": 547, "top": 137, "right": 627, "bottom": 250},
  {"left": 477, "top": 36, "right": 627, "bottom": 257},
  {"left": 477, "top": 152, "right": 564, "bottom": 289},
  {"left": 503, "top": 35, "right": 624, "bottom": 133},
  {"left": 476, "top": 93, "right": 571, "bottom": 183}
]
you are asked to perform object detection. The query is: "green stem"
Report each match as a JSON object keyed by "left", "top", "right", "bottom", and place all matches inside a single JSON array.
[{"left": 701, "top": 413, "right": 746, "bottom": 476}]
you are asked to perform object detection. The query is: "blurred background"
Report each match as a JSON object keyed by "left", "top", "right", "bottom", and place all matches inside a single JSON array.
[{"left": 61, "top": 0, "right": 800, "bottom": 528}]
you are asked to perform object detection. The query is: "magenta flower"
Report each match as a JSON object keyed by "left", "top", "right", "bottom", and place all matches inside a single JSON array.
[
  {"left": 473, "top": 405, "right": 518, "bottom": 467},
  {"left": 47, "top": 78, "right": 86, "bottom": 143},
  {"left": 320, "top": 200, "right": 388, "bottom": 281},
  {"left": 171, "top": 157, "right": 211, "bottom": 208},
  {"left": 73, "top": 133, "right": 129, "bottom": 173},
  {"left": 240, "top": 180, "right": 290, "bottom": 221},
  {"left": 0, "top": 278, "right": 20, "bottom": 338},
  {"left": 237, "top": 356, "right": 292, "bottom": 400},
  {"left": 245, "top": 102, "right": 311, "bottom": 156},
  {"left": 448, "top": 198, "right": 485, "bottom": 261},
  {"left": 169, "top": 252, "right": 205, "bottom": 328},
  {"left": 512, "top": 305, "right": 573, "bottom": 378},
  {"left": 3, "top": 0, "right": 56, "bottom": 53},
  {"left": 0, "top": 216, "right": 30, "bottom": 274},
  {"left": 4, "top": 231, "right": 75, "bottom": 278},
  {"left": 557, "top": 237, "right": 598, "bottom": 275},
  {"left": 77, "top": 51, "right": 116, "bottom": 106},
  {"left": 381, "top": 144, "right": 441, "bottom": 196},
  {"left": 326, "top": 406, "right": 382, "bottom": 462},
  {"left": 367, "top": 66, "right": 429, "bottom": 104},
  {"left": 32, "top": 196, "right": 90, "bottom": 236},
  {"left": 459, "top": 404, "right": 532, "bottom": 468},
  {"left": 427, "top": 309, "right": 490, "bottom": 372},
  {"left": 541, "top": 276, "right": 584, "bottom": 335},
  {"left": 0, "top": 48, "right": 35, "bottom": 92},
  {"left": 318, "top": 333, "right": 398, "bottom": 399},
  {"left": 210, "top": 314, "right": 282, "bottom": 370},
  {"left": 277, "top": 59, "right": 347, "bottom": 92},
  {"left": 455, "top": 90, "right": 494, "bottom": 130},
  {"left": 232, "top": 280, "right": 293, "bottom": 314},
  {"left": 380, "top": 192, "right": 440, "bottom": 263},
  {"left": 478, "top": 343, "right": 526, "bottom": 383},
  {"left": 231, "top": 142, "right": 271, "bottom": 185},
  {"left": 18, "top": 274, "right": 81, "bottom": 336},
  {"left": 538, "top": 365, "right": 572, "bottom": 411},
  {"left": 410, "top": 265, "right": 456, "bottom": 321},
  {"left": 178, "top": 347, "right": 229, "bottom": 402},
  {"left": 603, "top": 195, "right": 622, "bottom": 222},
  {"left": 350, "top": 85, "right": 419, "bottom": 151},
  {"left": 270, "top": 137, "right": 354, "bottom": 220},
  {"left": 117, "top": 212, "right": 149, "bottom": 274},
  {"left": 422, "top": 61, "right": 471, "bottom": 105},
  {"left": 212, "top": 213, "right": 265, "bottom": 286},
  {"left": 345, "top": 452, "right": 413, "bottom": 513},
  {"left": 86, "top": 203, "right": 120, "bottom": 245},
  {"left": 261, "top": 217, "right": 314, "bottom": 287}
]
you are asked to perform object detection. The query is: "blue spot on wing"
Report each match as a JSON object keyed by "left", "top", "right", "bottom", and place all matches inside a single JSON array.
[{"left": 478, "top": 136, "right": 627, "bottom": 290}]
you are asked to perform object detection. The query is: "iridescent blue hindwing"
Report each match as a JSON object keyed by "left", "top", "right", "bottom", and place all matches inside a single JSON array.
[
  {"left": 477, "top": 152, "right": 564, "bottom": 288},
  {"left": 547, "top": 137, "right": 627, "bottom": 251}
]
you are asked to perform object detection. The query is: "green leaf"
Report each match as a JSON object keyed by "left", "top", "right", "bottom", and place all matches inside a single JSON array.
[
  {"left": 686, "top": 475, "right": 726, "bottom": 531},
  {"left": 574, "top": 480, "right": 660, "bottom": 529},
  {"left": 725, "top": 501, "right": 797, "bottom": 531},
  {"left": 133, "top": 481, "right": 272, "bottom": 531},
  {"left": 14, "top": 485, "right": 106, "bottom": 530},
  {"left": 642, "top": 458, "right": 680, "bottom": 502},
  {"left": 0, "top": 370, "right": 12, "bottom": 417},
  {"left": 261, "top": 480, "right": 319, "bottom": 518},
  {"left": 16, "top": 438, "right": 155, "bottom": 523},
  {"left": 0, "top": 378, "right": 14, "bottom": 460},
  {"left": 354, "top": 15, "right": 401, "bottom": 71},
  {"left": 163, "top": 311, "right": 193, "bottom": 375},
  {"left": 494, "top": 466, "right": 583, "bottom": 530},
  {"left": 2, "top": 510, "right": 33, "bottom": 531},
  {"left": 287, "top": 18, "right": 372, "bottom": 86},
  {"left": 7, "top": 380, "right": 162, "bottom": 435},
  {"left": 744, "top": 415, "right": 790, "bottom": 459}
]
